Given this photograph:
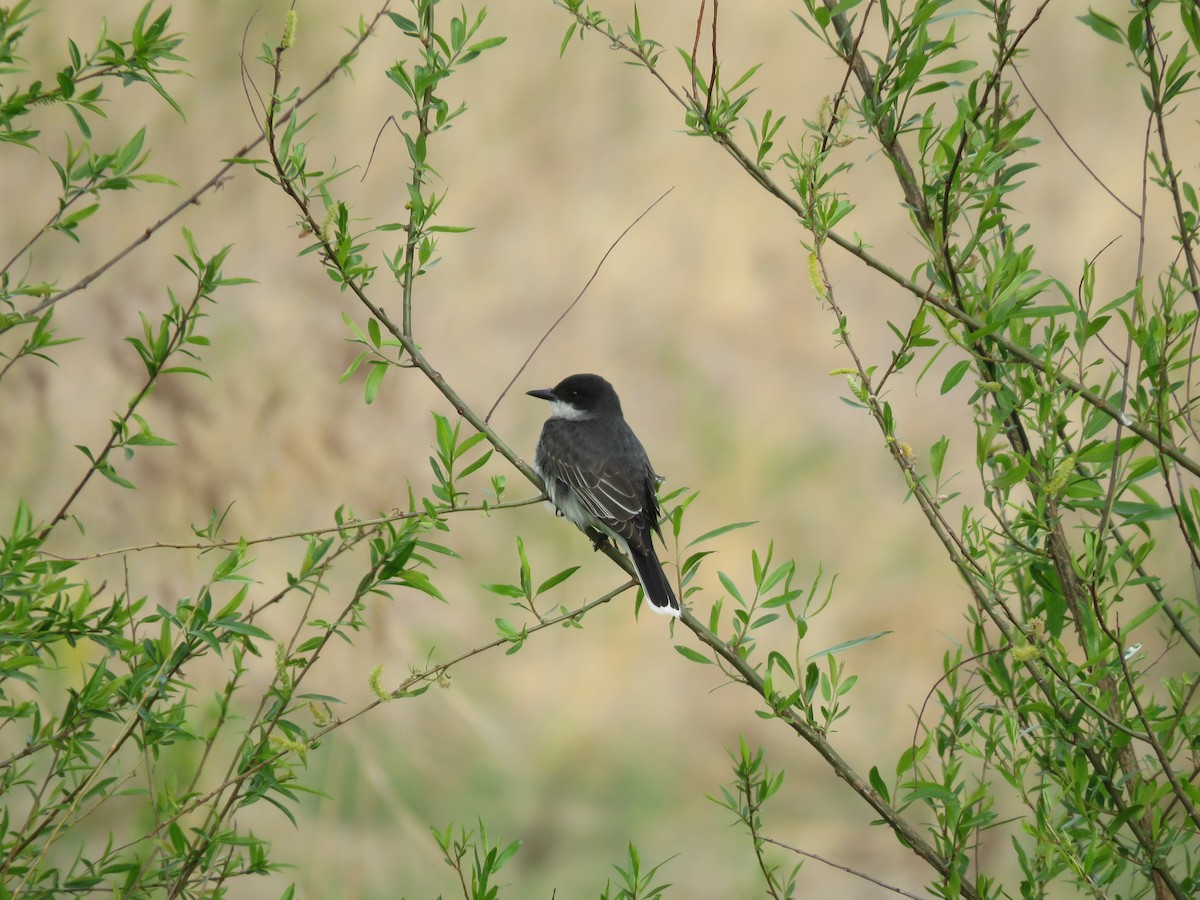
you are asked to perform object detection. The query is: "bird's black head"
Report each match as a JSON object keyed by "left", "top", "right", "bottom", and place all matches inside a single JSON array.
[{"left": 527, "top": 373, "right": 623, "bottom": 419}]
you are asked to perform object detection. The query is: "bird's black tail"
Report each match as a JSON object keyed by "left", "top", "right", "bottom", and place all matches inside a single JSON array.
[{"left": 630, "top": 546, "right": 679, "bottom": 617}]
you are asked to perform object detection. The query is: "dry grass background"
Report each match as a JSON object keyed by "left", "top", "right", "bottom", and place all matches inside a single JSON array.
[{"left": 0, "top": 1, "right": 1186, "bottom": 897}]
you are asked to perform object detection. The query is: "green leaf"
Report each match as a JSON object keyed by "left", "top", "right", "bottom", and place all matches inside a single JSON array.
[
  {"left": 159, "top": 366, "right": 210, "bottom": 378},
  {"left": 398, "top": 569, "right": 444, "bottom": 601},
  {"left": 536, "top": 565, "right": 580, "bottom": 595},
  {"left": 560, "top": 21, "right": 578, "bottom": 57},
  {"left": 364, "top": 360, "right": 386, "bottom": 404},
  {"left": 1109, "top": 500, "right": 1174, "bottom": 524},
  {"left": 213, "top": 619, "right": 272, "bottom": 640},
  {"left": 686, "top": 520, "right": 756, "bottom": 547},
  {"left": 896, "top": 737, "right": 929, "bottom": 776},
  {"left": 728, "top": 63, "right": 762, "bottom": 92},
  {"left": 57, "top": 203, "right": 99, "bottom": 230},
  {"left": 928, "top": 59, "right": 976, "bottom": 76},
  {"left": 124, "top": 432, "right": 176, "bottom": 447},
  {"left": 465, "top": 36, "right": 506, "bottom": 54},
  {"left": 718, "top": 571, "right": 745, "bottom": 605},
  {"left": 457, "top": 431, "right": 489, "bottom": 454},
  {"left": 496, "top": 618, "right": 526, "bottom": 644},
  {"left": 766, "top": 650, "right": 794, "bottom": 680},
  {"left": 387, "top": 12, "right": 418, "bottom": 33},
  {"left": 674, "top": 645, "right": 712, "bottom": 665},
  {"left": 1076, "top": 435, "right": 1141, "bottom": 464},
  {"left": 457, "top": 449, "right": 493, "bottom": 479},
  {"left": 493, "top": 837, "right": 523, "bottom": 871},
  {"left": 114, "top": 126, "right": 146, "bottom": 173},
  {"left": 940, "top": 359, "right": 971, "bottom": 394},
  {"left": 990, "top": 455, "right": 1031, "bottom": 491},
  {"left": 930, "top": 436, "right": 949, "bottom": 481},
  {"left": 1077, "top": 10, "right": 1125, "bottom": 45},
  {"left": 483, "top": 583, "right": 526, "bottom": 599},
  {"left": 806, "top": 630, "right": 892, "bottom": 659},
  {"left": 339, "top": 351, "right": 369, "bottom": 382},
  {"left": 98, "top": 462, "right": 136, "bottom": 490},
  {"left": 868, "top": 766, "right": 890, "bottom": 804}
]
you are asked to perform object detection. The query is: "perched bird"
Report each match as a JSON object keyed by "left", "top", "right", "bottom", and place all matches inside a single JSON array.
[{"left": 527, "top": 373, "right": 680, "bottom": 617}]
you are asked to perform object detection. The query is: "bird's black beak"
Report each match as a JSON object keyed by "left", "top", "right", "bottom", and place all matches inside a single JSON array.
[{"left": 526, "top": 388, "right": 556, "bottom": 402}]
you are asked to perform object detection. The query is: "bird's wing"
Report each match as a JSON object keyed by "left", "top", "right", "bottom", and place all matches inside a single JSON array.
[
  {"left": 564, "top": 463, "right": 641, "bottom": 534},
  {"left": 536, "top": 451, "right": 644, "bottom": 550},
  {"left": 536, "top": 418, "right": 663, "bottom": 550}
]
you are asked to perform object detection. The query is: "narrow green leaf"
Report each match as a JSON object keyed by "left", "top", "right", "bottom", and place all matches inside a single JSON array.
[
  {"left": 868, "top": 766, "right": 890, "bottom": 804},
  {"left": 1077, "top": 11, "right": 1125, "bottom": 45},
  {"left": 674, "top": 645, "right": 712, "bottom": 665},
  {"left": 718, "top": 571, "right": 746, "bottom": 605},
  {"left": 686, "top": 521, "right": 757, "bottom": 547},
  {"left": 159, "top": 366, "right": 211, "bottom": 378},
  {"left": 896, "top": 738, "right": 929, "bottom": 776},
  {"left": 364, "top": 361, "right": 386, "bottom": 404},
  {"left": 465, "top": 36, "right": 506, "bottom": 54},
  {"left": 940, "top": 359, "right": 971, "bottom": 394},
  {"left": 806, "top": 630, "right": 893, "bottom": 659},
  {"left": 930, "top": 436, "right": 949, "bottom": 481},
  {"left": 99, "top": 464, "right": 136, "bottom": 490},
  {"left": 536, "top": 565, "right": 580, "bottom": 595},
  {"left": 125, "top": 432, "right": 176, "bottom": 447},
  {"left": 387, "top": 13, "right": 418, "bottom": 32},
  {"left": 483, "top": 583, "right": 526, "bottom": 599},
  {"left": 457, "top": 449, "right": 492, "bottom": 480},
  {"left": 214, "top": 620, "right": 272, "bottom": 640},
  {"left": 559, "top": 21, "right": 577, "bottom": 57},
  {"left": 766, "top": 650, "right": 794, "bottom": 680}
]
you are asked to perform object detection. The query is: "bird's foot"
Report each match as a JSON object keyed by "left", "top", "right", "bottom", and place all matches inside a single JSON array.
[{"left": 585, "top": 528, "right": 611, "bottom": 552}]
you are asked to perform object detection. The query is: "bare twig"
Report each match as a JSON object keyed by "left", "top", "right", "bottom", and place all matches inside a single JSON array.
[
  {"left": 761, "top": 837, "right": 926, "bottom": 900},
  {"left": 1011, "top": 62, "right": 1138, "bottom": 218},
  {"left": 690, "top": 1, "right": 706, "bottom": 104},
  {"left": 46, "top": 496, "right": 544, "bottom": 562},
  {"left": 484, "top": 187, "right": 673, "bottom": 423},
  {"left": 819, "top": 0, "right": 876, "bottom": 157},
  {"left": 707, "top": 0, "right": 718, "bottom": 120}
]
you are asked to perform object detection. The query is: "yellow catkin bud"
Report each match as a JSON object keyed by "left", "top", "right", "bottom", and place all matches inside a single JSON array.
[
  {"left": 808, "top": 252, "right": 827, "bottom": 300},
  {"left": 817, "top": 96, "right": 833, "bottom": 133},
  {"left": 309, "top": 701, "right": 330, "bottom": 725},
  {"left": 282, "top": 10, "right": 297, "bottom": 49},
  {"left": 274, "top": 644, "right": 292, "bottom": 691},
  {"left": 1046, "top": 453, "right": 1077, "bottom": 497},
  {"left": 1011, "top": 644, "right": 1040, "bottom": 663},
  {"left": 268, "top": 733, "right": 308, "bottom": 761},
  {"left": 369, "top": 664, "right": 390, "bottom": 702}
]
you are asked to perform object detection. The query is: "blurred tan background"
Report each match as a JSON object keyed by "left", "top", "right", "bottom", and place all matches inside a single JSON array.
[{"left": 0, "top": 1, "right": 1187, "bottom": 897}]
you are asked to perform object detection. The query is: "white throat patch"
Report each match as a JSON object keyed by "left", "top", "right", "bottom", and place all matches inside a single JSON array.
[{"left": 549, "top": 399, "right": 591, "bottom": 421}]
